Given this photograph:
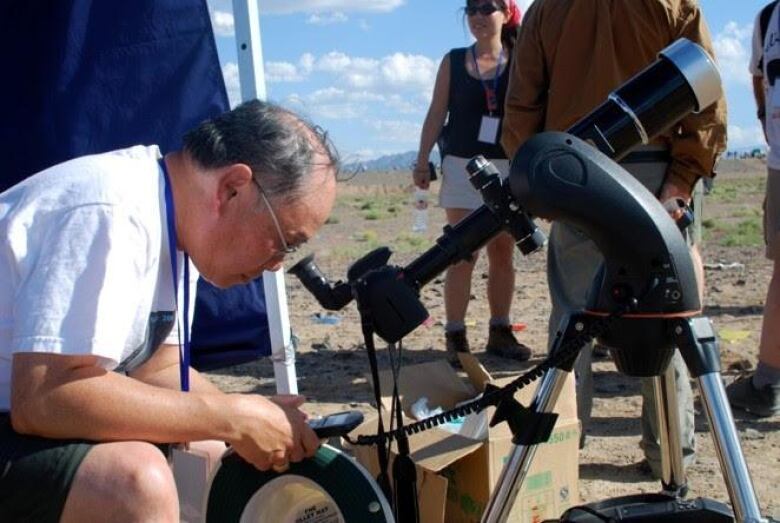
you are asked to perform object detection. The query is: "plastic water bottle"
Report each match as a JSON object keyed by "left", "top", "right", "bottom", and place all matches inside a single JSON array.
[{"left": 412, "top": 188, "right": 429, "bottom": 233}]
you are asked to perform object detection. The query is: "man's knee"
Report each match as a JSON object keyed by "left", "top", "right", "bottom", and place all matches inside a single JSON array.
[
  {"left": 64, "top": 441, "right": 178, "bottom": 523},
  {"left": 116, "top": 443, "right": 177, "bottom": 506}
]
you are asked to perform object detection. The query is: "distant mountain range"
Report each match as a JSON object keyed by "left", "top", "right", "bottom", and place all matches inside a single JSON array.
[
  {"left": 342, "top": 145, "right": 767, "bottom": 173},
  {"left": 344, "top": 150, "right": 440, "bottom": 173}
]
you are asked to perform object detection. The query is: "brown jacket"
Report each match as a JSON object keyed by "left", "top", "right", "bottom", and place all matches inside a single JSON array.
[{"left": 501, "top": 0, "right": 727, "bottom": 188}]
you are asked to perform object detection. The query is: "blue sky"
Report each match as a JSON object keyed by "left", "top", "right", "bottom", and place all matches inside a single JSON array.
[{"left": 205, "top": 0, "right": 770, "bottom": 162}]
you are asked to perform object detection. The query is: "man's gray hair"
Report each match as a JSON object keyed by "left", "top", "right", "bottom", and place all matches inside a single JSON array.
[{"left": 183, "top": 100, "right": 339, "bottom": 201}]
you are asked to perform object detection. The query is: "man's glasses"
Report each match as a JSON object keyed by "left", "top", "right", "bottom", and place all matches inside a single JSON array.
[
  {"left": 253, "top": 179, "right": 299, "bottom": 256},
  {"left": 466, "top": 3, "right": 500, "bottom": 16}
]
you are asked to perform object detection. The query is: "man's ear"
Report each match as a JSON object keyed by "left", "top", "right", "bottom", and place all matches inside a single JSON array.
[{"left": 216, "top": 163, "right": 254, "bottom": 212}]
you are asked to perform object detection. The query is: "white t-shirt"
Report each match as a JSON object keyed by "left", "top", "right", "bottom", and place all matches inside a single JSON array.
[
  {"left": 751, "top": 2, "right": 780, "bottom": 169},
  {"left": 0, "top": 145, "right": 191, "bottom": 411}
]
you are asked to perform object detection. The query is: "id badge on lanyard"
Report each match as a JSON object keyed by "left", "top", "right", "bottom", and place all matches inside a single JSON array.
[
  {"left": 472, "top": 46, "right": 503, "bottom": 144},
  {"left": 479, "top": 115, "right": 501, "bottom": 144}
]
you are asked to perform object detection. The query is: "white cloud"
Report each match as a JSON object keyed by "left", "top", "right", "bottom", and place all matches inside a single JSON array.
[
  {"left": 308, "top": 52, "right": 381, "bottom": 87},
  {"left": 343, "top": 72, "right": 377, "bottom": 88},
  {"left": 266, "top": 61, "right": 307, "bottom": 82},
  {"left": 273, "top": 50, "right": 433, "bottom": 118},
  {"left": 257, "top": 0, "right": 403, "bottom": 15},
  {"left": 260, "top": 50, "right": 438, "bottom": 98},
  {"left": 299, "top": 53, "right": 316, "bottom": 75},
  {"left": 385, "top": 94, "right": 421, "bottom": 114},
  {"left": 211, "top": 9, "right": 235, "bottom": 36},
  {"left": 369, "top": 120, "right": 422, "bottom": 142},
  {"left": 269, "top": 50, "right": 435, "bottom": 146},
  {"left": 728, "top": 123, "right": 765, "bottom": 149},
  {"left": 264, "top": 55, "right": 319, "bottom": 83},
  {"left": 289, "top": 88, "right": 385, "bottom": 119},
  {"left": 309, "top": 88, "right": 385, "bottom": 103},
  {"left": 222, "top": 62, "right": 241, "bottom": 108},
  {"left": 380, "top": 53, "right": 437, "bottom": 89},
  {"left": 316, "top": 52, "right": 366, "bottom": 73},
  {"left": 713, "top": 21, "right": 753, "bottom": 86},
  {"left": 302, "top": 51, "right": 436, "bottom": 91},
  {"left": 310, "top": 104, "right": 365, "bottom": 120},
  {"left": 307, "top": 11, "right": 348, "bottom": 25}
]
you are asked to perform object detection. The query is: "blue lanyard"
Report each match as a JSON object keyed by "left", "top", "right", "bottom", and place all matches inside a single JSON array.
[
  {"left": 159, "top": 159, "right": 191, "bottom": 392},
  {"left": 471, "top": 45, "right": 504, "bottom": 115}
]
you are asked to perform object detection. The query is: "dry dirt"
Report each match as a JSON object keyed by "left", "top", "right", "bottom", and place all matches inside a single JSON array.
[{"left": 206, "top": 158, "right": 779, "bottom": 520}]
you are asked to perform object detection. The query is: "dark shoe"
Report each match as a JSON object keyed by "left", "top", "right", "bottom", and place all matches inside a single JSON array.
[
  {"left": 445, "top": 329, "right": 471, "bottom": 367},
  {"left": 726, "top": 374, "right": 780, "bottom": 418},
  {"left": 485, "top": 325, "right": 532, "bottom": 361}
]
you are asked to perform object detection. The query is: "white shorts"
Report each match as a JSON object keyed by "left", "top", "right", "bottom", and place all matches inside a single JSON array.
[{"left": 438, "top": 155, "right": 510, "bottom": 210}]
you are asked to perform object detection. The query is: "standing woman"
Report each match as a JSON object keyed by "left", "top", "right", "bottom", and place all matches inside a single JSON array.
[{"left": 413, "top": 0, "right": 529, "bottom": 364}]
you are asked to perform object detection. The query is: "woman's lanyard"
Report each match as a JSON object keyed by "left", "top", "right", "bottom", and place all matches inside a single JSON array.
[
  {"left": 160, "top": 159, "right": 191, "bottom": 392},
  {"left": 471, "top": 45, "right": 504, "bottom": 115}
]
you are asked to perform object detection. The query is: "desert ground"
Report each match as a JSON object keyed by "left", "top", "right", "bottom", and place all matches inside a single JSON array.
[{"left": 206, "top": 158, "right": 779, "bottom": 519}]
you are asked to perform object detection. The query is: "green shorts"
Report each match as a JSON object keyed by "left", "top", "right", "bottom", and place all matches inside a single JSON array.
[{"left": 0, "top": 413, "right": 92, "bottom": 523}]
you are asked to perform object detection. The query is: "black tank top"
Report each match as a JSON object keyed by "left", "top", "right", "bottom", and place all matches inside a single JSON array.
[{"left": 439, "top": 47, "right": 510, "bottom": 160}]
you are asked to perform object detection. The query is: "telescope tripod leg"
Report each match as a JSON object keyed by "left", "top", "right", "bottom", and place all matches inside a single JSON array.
[
  {"left": 652, "top": 359, "right": 688, "bottom": 495},
  {"left": 675, "top": 317, "right": 766, "bottom": 523},
  {"left": 481, "top": 314, "right": 589, "bottom": 523}
]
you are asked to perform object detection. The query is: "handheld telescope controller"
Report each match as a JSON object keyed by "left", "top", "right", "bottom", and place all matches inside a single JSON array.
[{"left": 290, "top": 38, "right": 721, "bottom": 350}]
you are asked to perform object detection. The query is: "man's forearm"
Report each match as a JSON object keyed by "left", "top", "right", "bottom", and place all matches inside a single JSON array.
[
  {"left": 130, "top": 344, "right": 223, "bottom": 395},
  {"left": 12, "top": 354, "right": 236, "bottom": 444}
]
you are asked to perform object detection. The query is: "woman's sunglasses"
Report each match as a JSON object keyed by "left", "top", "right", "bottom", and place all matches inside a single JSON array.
[{"left": 466, "top": 3, "right": 501, "bottom": 16}]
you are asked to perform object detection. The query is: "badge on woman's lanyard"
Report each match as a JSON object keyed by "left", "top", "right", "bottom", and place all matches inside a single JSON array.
[
  {"left": 472, "top": 45, "right": 503, "bottom": 144},
  {"left": 159, "top": 158, "right": 191, "bottom": 393}
]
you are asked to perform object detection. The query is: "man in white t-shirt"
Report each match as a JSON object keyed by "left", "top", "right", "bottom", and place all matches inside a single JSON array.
[
  {"left": 726, "top": 1, "right": 780, "bottom": 418},
  {"left": 0, "top": 100, "right": 338, "bottom": 521}
]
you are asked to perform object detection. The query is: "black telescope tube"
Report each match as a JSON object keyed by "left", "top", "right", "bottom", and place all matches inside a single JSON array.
[
  {"left": 568, "top": 38, "right": 720, "bottom": 161},
  {"left": 401, "top": 206, "right": 503, "bottom": 289}
]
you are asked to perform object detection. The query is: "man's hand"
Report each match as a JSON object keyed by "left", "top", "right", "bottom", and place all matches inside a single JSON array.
[
  {"left": 226, "top": 394, "right": 320, "bottom": 471},
  {"left": 658, "top": 177, "right": 694, "bottom": 222}
]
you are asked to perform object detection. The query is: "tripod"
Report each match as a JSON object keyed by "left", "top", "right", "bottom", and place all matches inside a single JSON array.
[{"left": 482, "top": 313, "right": 764, "bottom": 523}]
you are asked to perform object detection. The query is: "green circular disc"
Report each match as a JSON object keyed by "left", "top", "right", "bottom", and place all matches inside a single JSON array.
[{"left": 206, "top": 445, "right": 394, "bottom": 522}]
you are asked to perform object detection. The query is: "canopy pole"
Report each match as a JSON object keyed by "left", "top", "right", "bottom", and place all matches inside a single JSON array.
[{"left": 232, "top": 0, "right": 297, "bottom": 395}]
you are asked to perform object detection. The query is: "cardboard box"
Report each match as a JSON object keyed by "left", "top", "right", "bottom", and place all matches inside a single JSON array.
[{"left": 350, "top": 354, "right": 580, "bottom": 523}]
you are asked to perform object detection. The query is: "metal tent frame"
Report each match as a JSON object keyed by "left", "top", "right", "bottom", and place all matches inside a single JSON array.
[{"left": 231, "top": 0, "right": 298, "bottom": 395}]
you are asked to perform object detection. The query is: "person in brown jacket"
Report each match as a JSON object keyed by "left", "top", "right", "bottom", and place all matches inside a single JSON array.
[{"left": 501, "top": 0, "right": 727, "bottom": 479}]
